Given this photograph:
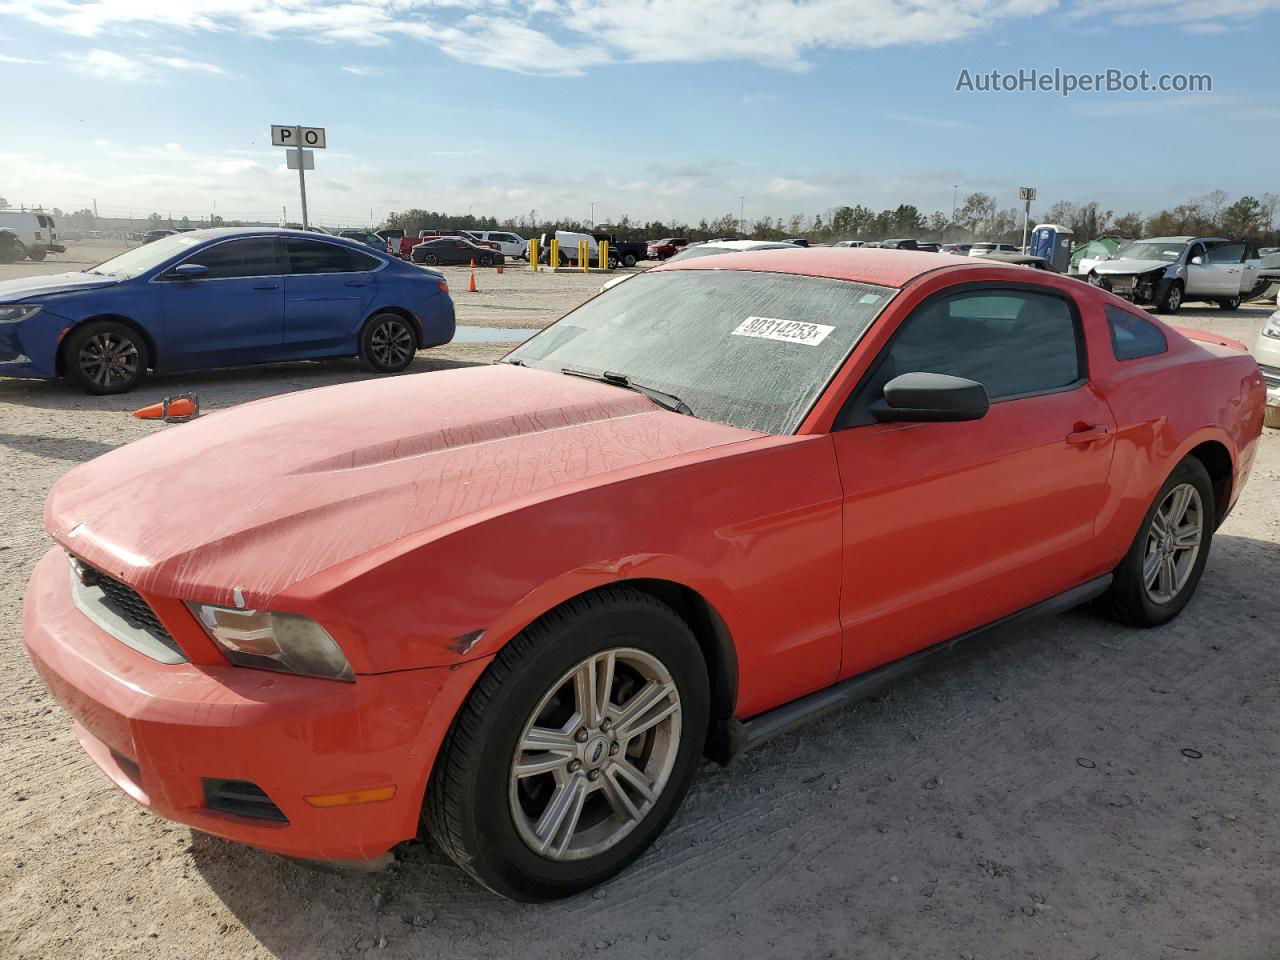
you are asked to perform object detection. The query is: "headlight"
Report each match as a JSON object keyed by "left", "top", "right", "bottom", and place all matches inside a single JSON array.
[
  {"left": 1263, "top": 315, "right": 1280, "bottom": 339},
  {"left": 188, "top": 604, "right": 354, "bottom": 682},
  {"left": 0, "top": 304, "right": 42, "bottom": 323}
]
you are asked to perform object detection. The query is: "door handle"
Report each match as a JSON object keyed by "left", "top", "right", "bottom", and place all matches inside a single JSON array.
[
  {"left": 344, "top": 279, "right": 369, "bottom": 287},
  {"left": 252, "top": 282, "right": 279, "bottom": 290},
  {"left": 1066, "top": 424, "right": 1109, "bottom": 445}
]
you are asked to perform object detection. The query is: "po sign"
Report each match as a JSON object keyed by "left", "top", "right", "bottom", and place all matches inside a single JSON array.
[{"left": 271, "top": 125, "right": 326, "bottom": 149}]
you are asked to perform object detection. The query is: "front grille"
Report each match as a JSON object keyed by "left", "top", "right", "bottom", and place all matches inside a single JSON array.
[
  {"left": 1260, "top": 364, "right": 1280, "bottom": 389},
  {"left": 68, "top": 554, "right": 186, "bottom": 663},
  {"left": 203, "top": 779, "right": 289, "bottom": 823}
]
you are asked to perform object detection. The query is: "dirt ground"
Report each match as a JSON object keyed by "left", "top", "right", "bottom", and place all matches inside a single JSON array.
[{"left": 1, "top": 242, "right": 1278, "bottom": 960}]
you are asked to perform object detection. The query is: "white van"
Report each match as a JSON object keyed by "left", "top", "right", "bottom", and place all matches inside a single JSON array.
[
  {"left": 539, "top": 230, "right": 606, "bottom": 266},
  {"left": 0, "top": 211, "right": 64, "bottom": 261},
  {"left": 464, "top": 230, "right": 528, "bottom": 261}
]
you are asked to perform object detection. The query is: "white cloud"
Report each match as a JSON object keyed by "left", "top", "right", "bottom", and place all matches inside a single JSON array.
[
  {"left": 3, "top": 0, "right": 1058, "bottom": 74},
  {"left": 65, "top": 48, "right": 149, "bottom": 81},
  {"left": 93, "top": 138, "right": 112, "bottom": 147},
  {"left": 340, "top": 63, "right": 380, "bottom": 75},
  {"left": 0, "top": 52, "right": 45, "bottom": 63},
  {"left": 144, "top": 53, "right": 226, "bottom": 73},
  {"left": 1063, "top": 0, "right": 1280, "bottom": 33}
]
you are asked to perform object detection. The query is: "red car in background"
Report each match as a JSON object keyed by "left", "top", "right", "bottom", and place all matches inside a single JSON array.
[
  {"left": 23, "top": 249, "right": 1265, "bottom": 901},
  {"left": 646, "top": 236, "right": 689, "bottom": 260}
]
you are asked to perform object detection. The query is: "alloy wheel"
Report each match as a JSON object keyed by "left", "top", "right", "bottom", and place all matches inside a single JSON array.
[
  {"left": 369, "top": 318, "right": 414, "bottom": 369},
  {"left": 509, "top": 647, "right": 682, "bottom": 861},
  {"left": 78, "top": 332, "right": 140, "bottom": 388},
  {"left": 1143, "top": 482, "right": 1203, "bottom": 604}
]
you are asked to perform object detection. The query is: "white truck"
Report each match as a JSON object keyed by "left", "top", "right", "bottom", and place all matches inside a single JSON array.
[{"left": 0, "top": 210, "right": 65, "bottom": 262}]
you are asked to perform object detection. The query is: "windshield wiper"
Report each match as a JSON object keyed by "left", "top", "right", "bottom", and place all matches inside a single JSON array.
[
  {"left": 499, "top": 357, "right": 525, "bottom": 366},
  {"left": 561, "top": 367, "right": 695, "bottom": 416}
]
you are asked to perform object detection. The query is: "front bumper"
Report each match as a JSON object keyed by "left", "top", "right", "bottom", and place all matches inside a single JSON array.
[{"left": 22, "top": 548, "right": 488, "bottom": 862}]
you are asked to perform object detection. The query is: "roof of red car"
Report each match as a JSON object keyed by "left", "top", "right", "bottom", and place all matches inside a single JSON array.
[{"left": 657, "top": 247, "right": 990, "bottom": 288}]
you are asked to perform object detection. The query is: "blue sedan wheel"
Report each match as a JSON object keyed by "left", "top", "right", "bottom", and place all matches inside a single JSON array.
[
  {"left": 64, "top": 320, "right": 149, "bottom": 395},
  {"left": 359, "top": 313, "right": 418, "bottom": 373}
]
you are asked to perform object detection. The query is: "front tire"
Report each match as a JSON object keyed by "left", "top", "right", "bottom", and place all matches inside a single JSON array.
[
  {"left": 1218, "top": 295, "right": 1241, "bottom": 311},
  {"left": 479, "top": 254, "right": 493, "bottom": 266},
  {"left": 427, "top": 587, "right": 709, "bottom": 901},
  {"left": 358, "top": 313, "right": 417, "bottom": 373},
  {"left": 1099, "top": 456, "right": 1214, "bottom": 627},
  {"left": 27, "top": 247, "right": 46, "bottom": 262},
  {"left": 422, "top": 254, "right": 440, "bottom": 266},
  {"left": 622, "top": 253, "right": 637, "bottom": 267},
  {"left": 1158, "top": 280, "right": 1183, "bottom": 314},
  {"left": 63, "top": 320, "right": 148, "bottom": 394}
]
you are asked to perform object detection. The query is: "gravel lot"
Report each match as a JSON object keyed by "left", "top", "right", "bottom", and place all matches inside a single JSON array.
[{"left": 1, "top": 242, "right": 1277, "bottom": 959}]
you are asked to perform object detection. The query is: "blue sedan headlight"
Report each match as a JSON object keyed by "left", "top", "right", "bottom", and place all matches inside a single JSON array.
[{"left": 0, "top": 304, "right": 42, "bottom": 323}]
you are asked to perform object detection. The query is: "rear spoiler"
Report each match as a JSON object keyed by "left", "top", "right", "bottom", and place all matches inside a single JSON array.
[{"left": 1169, "top": 324, "right": 1248, "bottom": 352}]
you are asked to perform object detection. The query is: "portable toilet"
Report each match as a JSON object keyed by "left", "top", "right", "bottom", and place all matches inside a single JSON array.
[{"left": 1030, "top": 224, "right": 1074, "bottom": 272}]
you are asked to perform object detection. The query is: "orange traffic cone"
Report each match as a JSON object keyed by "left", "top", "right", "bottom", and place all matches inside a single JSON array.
[
  {"left": 469, "top": 258, "right": 476, "bottom": 268},
  {"left": 468, "top": 269, "right": 478, "bottom": 293},
  {"left": 496, "top": 262, "right": 504, "bottom": 275},
  {"left": 133, "top": 394, "right": 200, "bottom": 422}
]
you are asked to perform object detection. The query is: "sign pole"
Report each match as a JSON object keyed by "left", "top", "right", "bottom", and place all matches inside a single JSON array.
[{"left": 295, "top": 126, "right": 309, "bottom": 230}]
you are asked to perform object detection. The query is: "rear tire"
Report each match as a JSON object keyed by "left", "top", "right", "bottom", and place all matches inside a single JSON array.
[
  {"left": 479, "top": 254, "right": 493, "bottom": 266},
  {"left": 358, "top": 313, "right": 417, "bottom": 373},
  {"left": 1098, "top": 456, "right": 1215, "bottom": 628},
  {"left": 427, "top": 587, "right": 709, "bottom": 901},
  {"left": 423, "top": 254, "right": 440, "bottom": 266},
  {"left": 622, "top": 253, "right": 637, "bottom": 267},
  {"left": 62, "top": 320, "right": 149, "bottom": 394}
]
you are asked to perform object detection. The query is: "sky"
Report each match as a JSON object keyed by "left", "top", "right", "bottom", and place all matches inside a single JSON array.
[{"left": 1, "top": 0, "right": 1278, "bottom": 228}]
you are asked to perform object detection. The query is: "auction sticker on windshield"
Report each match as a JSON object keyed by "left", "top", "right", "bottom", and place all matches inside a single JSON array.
[{"left": 732, "top": 316, "right": 834, "bottom": 346}]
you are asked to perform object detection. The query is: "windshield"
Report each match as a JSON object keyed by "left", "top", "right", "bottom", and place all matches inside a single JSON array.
[
  {"left": 506, "top": 270, "right": 895, "bottom": 434},
  {"left": 86, "top": 233, "right": 204, "bottom": 278},
  {"left": 1116, "top": 241, "right": 1187, "bottom": 262}
]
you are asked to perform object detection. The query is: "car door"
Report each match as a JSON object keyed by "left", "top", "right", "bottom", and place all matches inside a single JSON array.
[
  {"left": 1185, "top": 241, "right": 1233, "bottom": 297},
  {"left": 831, "top": 284, "right": 1117, "bottom": 678},
  {"left": 156, "top": 236, "right": 285, "bottom": 367},
  {"left": 1204, "top": 242, "right": 1248, "bottom": 296},
  {"left": 282, "top": 238, "right": 379, "bottom": 353}
]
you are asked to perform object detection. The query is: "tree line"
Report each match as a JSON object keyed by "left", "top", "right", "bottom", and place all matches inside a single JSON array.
[{"left": 386, "top": 191, "right": 1280, "bottom": 246}]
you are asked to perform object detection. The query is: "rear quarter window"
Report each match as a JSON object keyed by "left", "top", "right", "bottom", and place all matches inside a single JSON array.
[{"left": 1106, "top": 305, "right": 1168, "bottom": 361}]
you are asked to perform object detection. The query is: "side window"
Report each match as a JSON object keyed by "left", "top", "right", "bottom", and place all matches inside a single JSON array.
[
  {"left": 1107, "top": 305, "right": 1168, "bottom": 361},
  {"left": 1206, "top": 242, "right": 1245, "bottom": 264},
  {"left": 285, "top": 239, "right": 358, "bottom": 274},
  {"left": 349, "top": 248, "right": 380, "bottom": 270},
  {"left": 178, "top": 238, "right": 280, "bottom": 279},
  {"left": 861, "top": 289, "right": 1081, "bottom": 409}
]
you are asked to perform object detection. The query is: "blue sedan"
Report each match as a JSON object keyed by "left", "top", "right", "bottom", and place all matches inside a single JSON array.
[{"left": 0, "top": 228, "right": 456, "bottom": 393}]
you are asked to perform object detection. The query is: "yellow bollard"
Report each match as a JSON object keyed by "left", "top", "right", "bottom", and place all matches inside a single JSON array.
[
  {"left": 550, "top": 238, "right": 559, "bottom": 269},
  {"left": 580, "top": 240, "right": 589, "bottom": 273},
  {"left": 529, "top": 237, "right": 539, "bottom": 271},
  {"left": 599, "top": 240, "right": 609, "bottom": 270}
]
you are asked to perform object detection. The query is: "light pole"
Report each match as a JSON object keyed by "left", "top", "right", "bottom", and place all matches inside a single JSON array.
[
  {"left": 739, "top": 195, "right": 745, "bottom": 236},
  {"left": 589, "top": 201, "right": 596, "bottom": 226},
  {"left": 951, "top": 185, "right": 958, "bottom": 223}
]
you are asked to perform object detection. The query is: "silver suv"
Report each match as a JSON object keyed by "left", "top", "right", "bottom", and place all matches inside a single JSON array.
[{"left": 1087, "top": 236, "right": 1262, "bottom": 313}]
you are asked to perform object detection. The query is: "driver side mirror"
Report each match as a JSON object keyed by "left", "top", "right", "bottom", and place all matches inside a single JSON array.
[
  {"left": 872, "top": 372, "right": 990, "bottom": 423},
  {"left": 170, "top": 263, "right": 209, "bottom": 280},
  {"left": 1190, "top": 255, "right": 1203, "bottom": 266}
]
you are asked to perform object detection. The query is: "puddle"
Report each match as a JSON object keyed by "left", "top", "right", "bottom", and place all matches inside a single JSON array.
[{"left": 453, "top": 325, "right": 538, "bottom": 343}]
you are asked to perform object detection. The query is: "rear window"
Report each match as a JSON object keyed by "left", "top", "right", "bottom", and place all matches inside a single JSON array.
[
  {"left": 285, "top": 239, "right": 378, "bottom": 273},
  {"left": 1106, "top": 305, "right": 1168, "bottom": 361}
]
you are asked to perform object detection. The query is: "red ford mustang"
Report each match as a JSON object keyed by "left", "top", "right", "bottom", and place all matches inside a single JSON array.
[{"left": 23, "top": 249, "right": 1265, "bottom": 900}]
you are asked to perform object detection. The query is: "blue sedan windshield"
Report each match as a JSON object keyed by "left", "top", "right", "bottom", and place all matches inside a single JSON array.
[{"left": 85, "top": 233, "right": 205, "bottom": 279}]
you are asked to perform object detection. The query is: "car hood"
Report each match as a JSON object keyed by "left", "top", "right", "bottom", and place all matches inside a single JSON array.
[
  {"left": 1092, "top": 259, "right": 1173, "bottom": 276},
  {"left": 46, "top": 365, "right": 761, "bottom": 605},
  {"left": 0, "top": 271, "right": 118, "bottom": 302}
]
